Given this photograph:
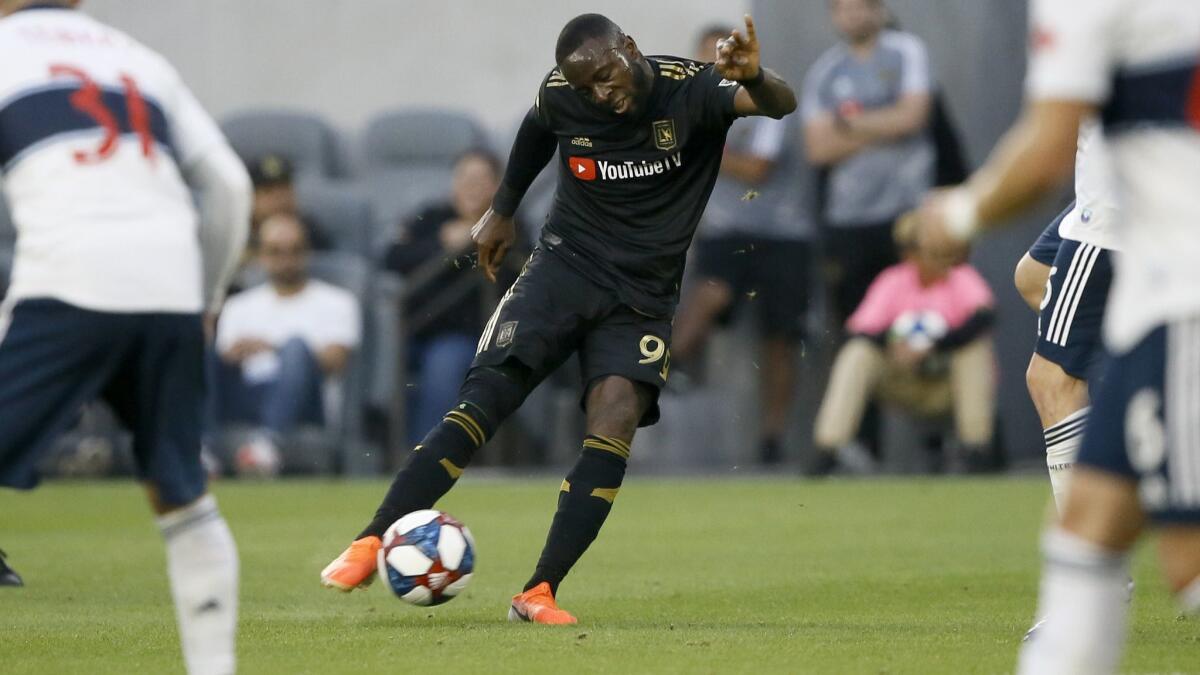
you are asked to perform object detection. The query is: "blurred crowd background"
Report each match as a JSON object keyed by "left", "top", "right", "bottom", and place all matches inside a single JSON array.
[{"left": 0, "top": 0, "right": 1067, "bottom": 479}]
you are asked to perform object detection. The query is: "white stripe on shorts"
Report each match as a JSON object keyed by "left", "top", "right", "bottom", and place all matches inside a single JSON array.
[
  {"left": 1055, "top": 244, "right": 1100, "bottom": 347},
  {"left": 1046, "top": 243, "right": 1098, "bottom": 347}
]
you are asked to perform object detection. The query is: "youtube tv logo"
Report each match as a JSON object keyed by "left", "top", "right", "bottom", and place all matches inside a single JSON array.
[{"left": 569, "top": 156, "right": 596, "bottom": 181}]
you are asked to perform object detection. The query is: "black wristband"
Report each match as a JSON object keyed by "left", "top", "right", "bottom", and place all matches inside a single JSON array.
[
  {"left": 739, "top": 68, "right": 766, "bottom": 87},
  {"left": 491, "top": 183, "right": 522, "bottom": 218}
]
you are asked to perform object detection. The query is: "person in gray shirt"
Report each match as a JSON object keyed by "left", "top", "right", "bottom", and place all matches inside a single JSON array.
[
  {"left": 673, "top": 26, "right": 814, "bottom": 465},
  {"left": 802, "top": 0, "right": 934, "bottom": 322}
]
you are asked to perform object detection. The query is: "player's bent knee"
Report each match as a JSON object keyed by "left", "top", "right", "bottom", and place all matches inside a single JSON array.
[
  {"left": 585, "top": 376, "right": 646, "bottom": 439},
  {"left": 452, "top": 363, "right": 535, "bottom": 443},
  {"left": 1026, "top": 354, "right": 1085, "bottom": 402}
]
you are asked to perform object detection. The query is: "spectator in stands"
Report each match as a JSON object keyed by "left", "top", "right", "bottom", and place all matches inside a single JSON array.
[
  {"left": 801, "top": 0, "right": 934, "bottom": 322},
  {"left": 672, "top": 25, "right": 814, "bottom": 465},
  {"left": 246, "top": 154, "right": 332, "bottom": 253},
  {"left": 806, "top": 214, "right": 996, "bottom": 476},
  {"left": 212, "top": 213, "right": 360, "bottom": 474},
  {"left": 383, "top": 149, "right": 524, "bottom": 445}
]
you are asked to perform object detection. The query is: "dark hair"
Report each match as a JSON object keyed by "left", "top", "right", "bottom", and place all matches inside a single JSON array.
[
  {"left": 455, "top": 147, "right": 502, "bottom": 177},
  {"left": 696, "top": 24, "right": 732, "bottom": 47},
  {"left": 555, "top": 13, "right": 621, "bottom": 64}
]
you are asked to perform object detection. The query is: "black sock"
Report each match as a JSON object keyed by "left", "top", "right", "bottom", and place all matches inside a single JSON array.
[
  {"left": 525, "top": 435, "right": 630, "bottom": 595},
  {"left": 358, "top": 365, "right": 532, "bottom": 540},
  {"left": 358, "top": 404, "right": 490, "bottom": 539}
]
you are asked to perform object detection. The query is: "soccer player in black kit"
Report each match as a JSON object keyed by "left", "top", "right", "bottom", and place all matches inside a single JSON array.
[{"left": 322, "top": 13, "right": 797, "bottom": 624}]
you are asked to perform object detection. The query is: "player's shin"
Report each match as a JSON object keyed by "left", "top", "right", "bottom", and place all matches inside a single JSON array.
[
  {"left": 359, "top": 411, "right": 488, "bottom": 540},
  {"left": 1017, "top": 526, "right": 1130, "bottom": 675},
  {"left": 157, "top": 495, "right": 238, "bottom": 675},
  {"left": 525, "top": 436, "right": 630, "bottom": 594},
  {"left": 360, "top": 365, "right": 529, "bottom": 539},
  {"left": 1043, "top": 407, "right": 1088, "bottom": 511}
]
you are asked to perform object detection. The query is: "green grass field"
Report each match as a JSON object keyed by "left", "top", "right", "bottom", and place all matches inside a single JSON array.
[{"left": 2, "top": 477, "right": 1197, "bottom": 674}]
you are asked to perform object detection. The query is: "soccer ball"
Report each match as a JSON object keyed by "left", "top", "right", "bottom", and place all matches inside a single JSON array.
[
  {"left": 377, "top": 509, "right": 475, "bottom": 606},
  {"left": 890, "top": 310, "right": 948, "bottom": 351}
]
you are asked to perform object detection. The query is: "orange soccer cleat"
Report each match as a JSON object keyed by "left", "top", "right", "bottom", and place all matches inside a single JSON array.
[
  {"left": 320, "top": 536, "right": 382, "bottom": 591},
  {"left": 507, "top": 582, "right": 578, "bottom": 625}
]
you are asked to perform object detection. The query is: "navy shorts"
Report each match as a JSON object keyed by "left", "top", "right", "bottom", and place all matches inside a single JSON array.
[
  {"left": 1027, "top": 201, "right": 1073, "bottom": 265},
  {"left": 0, "top": 298, "right": 207, "bottom": 506},
  {"left": 1078, "top": 318, "right": 1200, "bottom": 524},
  {"left": 1035, "top": 237, "right": 1113, "bottom": 380},
  {"left": 473, "top": 248, "right": 671, "bottom": 427}
]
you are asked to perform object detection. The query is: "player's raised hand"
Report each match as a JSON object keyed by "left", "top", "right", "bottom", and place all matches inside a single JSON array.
[
  {"left": 471, "top": 207, "right": 515, "bottom": 283},
  {"left": 715, "top": 14, "right": 761, "bottom": 82}
]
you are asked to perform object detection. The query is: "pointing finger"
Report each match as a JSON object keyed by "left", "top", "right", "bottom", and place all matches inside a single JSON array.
[{"left": 744, "top": 14, "right": 758, "bottom": 43}]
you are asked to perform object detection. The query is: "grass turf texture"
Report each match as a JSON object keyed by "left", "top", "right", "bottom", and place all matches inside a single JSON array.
[{"left": 2, "top": 477, "right": 1197, "bottom": 674}]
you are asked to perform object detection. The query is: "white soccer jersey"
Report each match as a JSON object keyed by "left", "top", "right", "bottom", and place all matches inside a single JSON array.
[
  {"left": 0, "top": 6, "right": 228, "bottom": 313},
  {"left": 1059, "top": 119, "right": 1120, "bottom": 251},
  {"left": 1026, "top": 0, "right": 1200, "bottom": 353}
]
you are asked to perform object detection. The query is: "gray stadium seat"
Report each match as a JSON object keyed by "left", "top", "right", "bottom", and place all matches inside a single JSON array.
[
  {"left": 365, "top": 166, "right": 453, "bottom": 238},
  {"left": 362, "top": 108, "right": 488, "bottom": 167},
  {"left": 361, "top": 108, "right": 488, "bottom": 231},
  {"left": 220, "top": 109, "right": 345, "bottom": 180},
  {"left": 295, "top": 178, "right": 373, "bottom": 257}
]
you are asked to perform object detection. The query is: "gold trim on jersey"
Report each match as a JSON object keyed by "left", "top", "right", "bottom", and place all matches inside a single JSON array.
[
  {"left": 656, "top": 60, "right": 702, "bottom": 80},
  {"left": 546, "top": 69, "right": 570, "bottom": 88}
]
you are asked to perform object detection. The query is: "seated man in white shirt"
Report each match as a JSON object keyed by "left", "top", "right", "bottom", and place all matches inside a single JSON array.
[{"left": 212, "top": 213, "right": 361, "bottom": 473}]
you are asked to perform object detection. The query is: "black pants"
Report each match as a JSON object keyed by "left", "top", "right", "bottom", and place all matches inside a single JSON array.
[{"left": 821, "top": 220, "right": 901, "bottom": 325}]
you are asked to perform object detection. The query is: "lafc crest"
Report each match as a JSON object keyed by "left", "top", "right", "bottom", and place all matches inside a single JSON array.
[{"left": 652, "top": 119, "right": 677, "bottom": 151}]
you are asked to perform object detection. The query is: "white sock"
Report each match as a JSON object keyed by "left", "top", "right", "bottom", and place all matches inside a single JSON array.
[
  {"left": 1044, "top": 407, "right": 1089, "bottom": 511},
  {"left": 158, "top": 495, "right": 239, "bottom": 675},
  {"left": 1017, "top": 527, "right": 1130, "bottom": 675}
]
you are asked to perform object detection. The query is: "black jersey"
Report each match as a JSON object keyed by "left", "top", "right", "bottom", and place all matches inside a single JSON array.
[{"left": 532, "top": 56, "right": 742, "bottom": 317}]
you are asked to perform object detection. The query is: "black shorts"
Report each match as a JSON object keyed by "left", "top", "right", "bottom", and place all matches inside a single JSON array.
[
  {"left": 693, "top": 235, "right": 811, "bottom": 339},
  {"left": 472, "top": 248, "right": 671, "bottom": 427},
  {"left": 1035, "top": 238, "right": 1113, "bottom": 380},
  {"left": 1027, "top": 201, "right": 1073, "bottom": 265},
  {"left": 0, "top": 298, "right": 207, "bottom": 507},
  {"left": 1079, "top": 317, "right": 1200, "bottom": 524}
]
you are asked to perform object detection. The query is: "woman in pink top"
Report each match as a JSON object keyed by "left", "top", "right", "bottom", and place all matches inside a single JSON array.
[{"left": 807, "top": 215, "right": 997, "bottom": 476}]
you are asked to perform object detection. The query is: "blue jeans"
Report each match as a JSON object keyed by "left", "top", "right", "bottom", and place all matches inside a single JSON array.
[
  {"left": 209, "top": 337, "right": 324, "bottom": 435},
  {"left": 407, "top": 333, "right": 477, "bottom": 446}
]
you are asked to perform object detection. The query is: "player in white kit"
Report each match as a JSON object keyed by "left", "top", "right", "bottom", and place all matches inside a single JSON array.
[
  {"left": 1014, "top": 121, "right": 1120, "bottom": 512},
  {"left": 916, "top": 0, "right": 1200, "bottom": 672},
  {"left": 0, "top": 2, "right": 250, "bottom": 674}
]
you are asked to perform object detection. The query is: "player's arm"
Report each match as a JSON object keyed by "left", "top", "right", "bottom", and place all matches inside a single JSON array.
[
  {"left": 918, "top": 99, "right": 1090, "bottom": 253},
  {"left": 918, "top": 0, "right": 1112, "bottom": 253},
  {"left": 168, "top": 75, "right": 253, "bottom": 316},
  {"left": 717, "top": 15, "right": 797, "bottom": 120},
  {"left": 473, "top": 106, "right": 557, "bottom": 282},
  {"left": 186, "top": 143, "right": 253, "bottom": 315}
]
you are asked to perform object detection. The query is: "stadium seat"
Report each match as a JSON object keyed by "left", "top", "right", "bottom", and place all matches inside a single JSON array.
[
  {"left": 361, "top": 108, "right": 489, "bottom": 230},
  {"left": 295, "top": 178, "right": 374, "bottom": 257},
  {"left": 220, "top": 109, "right": 346, "bottom": 180}
]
